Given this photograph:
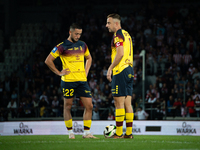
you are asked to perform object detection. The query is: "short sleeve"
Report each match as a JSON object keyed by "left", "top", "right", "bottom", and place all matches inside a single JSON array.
[
  {"left": 50, "top": 43, "right": 63, "bottom": 58},
  {"left": 84, "top": 43, "right": 90, "bottom": 57}
]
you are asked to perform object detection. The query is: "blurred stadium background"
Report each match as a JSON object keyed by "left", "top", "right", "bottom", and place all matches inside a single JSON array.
[{"left": 0, "top": 0, "right": 200, "bottom": 122}]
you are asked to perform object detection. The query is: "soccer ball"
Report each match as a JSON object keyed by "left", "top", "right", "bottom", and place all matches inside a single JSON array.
[{"left": 103, "top": 124, "right": 116, "bottom": 138}]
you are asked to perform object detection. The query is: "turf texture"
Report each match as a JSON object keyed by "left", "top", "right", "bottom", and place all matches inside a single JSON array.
[{"left": 0, "top": 135, "right": 199, "bottom": 150}]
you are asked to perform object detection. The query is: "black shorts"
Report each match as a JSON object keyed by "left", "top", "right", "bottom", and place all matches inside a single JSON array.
[
  {"left": 111, "top": 66, "right": 134, "bottom": 97},
  {"left": 61, "top": 81, "right": 92, "bottom": 98}
]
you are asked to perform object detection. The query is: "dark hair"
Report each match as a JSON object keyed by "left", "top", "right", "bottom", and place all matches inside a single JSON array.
[
  {"left": 107, "top": 13, "right": 121, "bottom": 21},
  {"left": 69, "top": 23, "right": 82, "bottom": 30}
]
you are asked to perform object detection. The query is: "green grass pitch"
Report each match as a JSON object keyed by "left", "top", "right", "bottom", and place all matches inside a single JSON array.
[{"left": 0, "top": 135, "right": 199, "bottom": 150}]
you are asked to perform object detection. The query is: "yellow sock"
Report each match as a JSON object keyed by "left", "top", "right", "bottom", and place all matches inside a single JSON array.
[
  {"left": 83, "top": 120, "right": 91, "bottom": 130},
  {"left": 125, "top": 113, "right": 134, "bottom": 135},
  {"left": 115, "top": 108, "right": 125, "bottom": 136},
  {"left": 64, "top": 119, "right": 73, "bottom": 130}
]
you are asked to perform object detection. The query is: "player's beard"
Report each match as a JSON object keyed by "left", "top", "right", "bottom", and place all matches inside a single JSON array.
[
  {"left": 71, "top": 36, "right": 78, "bottom": 43},
  {"left": 108, "top": 28, "right": 114, "bottom": 33}
]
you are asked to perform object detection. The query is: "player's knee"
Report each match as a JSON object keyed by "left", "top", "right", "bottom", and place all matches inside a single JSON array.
[
  {"left": 65, "top": 101, "right": 73, "bottom": 110},
  {"left": 86, "top": 103, "right": 93, "bottom": 111}
]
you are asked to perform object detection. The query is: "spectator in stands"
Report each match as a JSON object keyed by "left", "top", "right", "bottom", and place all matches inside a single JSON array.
[
  {"left": 188, "top": 64, "right": 196, "bottom": 75},
  {"left": 0, "top": 107, "right": 8, "bottom": 121},
  {"left": 178, "top": 76, "right": 186, "bottom": 90},
  {"left": 167, "top": 95, "right": 174, "bottom": 116},
  {"left": 185, "top": 81, "right": 193, "bottom": 99},
  {"left": 177, "top": 88, "right": 184, "bottom": 100},
  {"left": 3, "top": 77, "right": 11, "bottom": 95},
  {"left": 7, "top": 99, "right": 17, "bottom": 118},
  {"left": 103, "top": 84, "right": 110, "bottom": 97},
  {"left": 160, "top": 98, "right": 166, "bottom": 116},
  {"left": 147, "top": 93, "right": 157, "bottom": 103},
  {"left": 186, "top": 97, "right": 195, "bottom": 117},
  {"left": 181, "top": 101, "right": 187, "bottom": 117},
  {"left": 135, "top": 107, "right": 149, "bottom": 120},
  {"left": 194, "top": 96, "right": 200, "bottom": 117},
  {"left": 195, "top": 79, "right": 200, "bottom": 89},
  {"left": 192, "top": 68, "right": 200, "bottom": 84},
  {"left": 160, "top": 83, "right": 168, "bottom": 100},
  {"left": 173, "top": 98, "right": 182, "bottom": 117},
  {"left": 89, "top": 77, "right": 97, "bottom": 91},
  {"left": 38, "top": 97, "right": 48, "bottom": 117},
  {"left": 131, "top": 93, "right": 137, "bottom": 109},
  {"left": 92, "top": 105, "right": 100, "bottom": 120},
  {"left": 173, "top": 48, "right": 182, "bottom": 65},
  {"left": 155, "top": 98, "right": 164, "bottom": 120},
  {"left": 39, "top": 91, "right": 49, "bottom": 105},
  {"left": 99, "top": 78, "right": 105, "bottom": 92},
  {"left": 51, "top": 96, "right": 60, "bottom": 117},
  {"left": 11, "top": 90, "right": 18, "bottom": 101},
  {"left": 186, "top": 36, "right": 197, "bottom": 56},
  {"left": 1, "top": 91, "right": 9, "bottom": 108},
  {"left": 158, "top": 54, "right": 167, "bottom": 75},
  {"left": 23, "top": 98, "right": 33, "bottom": 117},
  {"left": 156, "top": 30, "right": 164, "bottom": 49},
  {"left": 182, "top": 50, "right": 192, "bottom": 67},
  {"left": 107, "top": 111, "right": 115, "bottom": 120}
]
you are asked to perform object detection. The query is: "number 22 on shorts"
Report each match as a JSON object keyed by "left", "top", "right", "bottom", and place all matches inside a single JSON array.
[{"left": 63, "top": 88, "right": 74, "bottom": 97}]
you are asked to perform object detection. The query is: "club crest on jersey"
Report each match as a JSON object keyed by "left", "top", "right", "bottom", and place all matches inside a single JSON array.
[
  {"left": 76, "top": 55, "right": 80, "bottom": 60},
  {"left": 52, "top": 47, "right": 58, "bottom": 53}
]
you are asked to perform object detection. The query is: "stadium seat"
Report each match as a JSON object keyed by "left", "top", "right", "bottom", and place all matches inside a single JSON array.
[
  {"left": 34, "top": 23, "right": 41, "bottom": 30},
  {"left": 16, "top": 30, "right": 22, "bottom": 37},
  {"left": 28, "top": 23, "right": 34, "bottom": 31},
  {"left": 16, "top": 37, "right": 23, "bottom": 43},
  {"left": 21, "top": 23, "right": 28, "bottom": 30},
  {"left": 0, "top": 37, "right": 3, "bottom": 43},
  {"left": 10, "top": 37, "right": 16, "bottom": 43},
  {"left": 10, "top": 43, "right": 17, "bottom": 50}
]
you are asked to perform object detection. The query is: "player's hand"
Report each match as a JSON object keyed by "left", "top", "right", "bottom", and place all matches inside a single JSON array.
[
  {"left": 107, "top": 67, "right": 112, "bottom": 82},
  {"left": 59, "top": 68, "right": 70, "bottom": 76}
]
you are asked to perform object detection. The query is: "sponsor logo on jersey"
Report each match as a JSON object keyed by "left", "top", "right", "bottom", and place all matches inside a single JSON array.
[
  {"left": 128, "top": 74, "right": 132, "bottom": 78},
  {"left": 85, "top": 90, "right": 91, "bottom": 94},
  {"left": 52, "top": 47, "right": 58, "bottom": 53},
  {"left": 76, "top": 55, "right": 80, "bottom": 60},
  {"left": 114, "top": 37, "right": 119, "bottom": 43},
  {"left": 68, "top": 47, "right": 82, "bottom": 51},
  {"left": 74, "top": 47, "right": 79, "bottom": 50}
]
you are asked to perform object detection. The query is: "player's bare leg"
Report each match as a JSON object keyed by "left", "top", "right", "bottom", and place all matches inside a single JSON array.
[
  {"left": 124, "top": 95, "right": 134, "bottom": 139},
  {"left": 64, "top": 97, "right": 75, "bottom": 139},
  {"left": 81, "top": 97, "right": 98, "bottom": 139},
  {"left": 112, "top": 96, "right": 125, "bottom": 138}
]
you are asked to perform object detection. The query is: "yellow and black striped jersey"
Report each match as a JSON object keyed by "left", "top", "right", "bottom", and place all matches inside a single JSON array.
[
  {"left": 50, "top": 40, "right": 90, "bottom": 82},
  {"left": 111, "top": 29, "right": 133, "bottom": 75}
]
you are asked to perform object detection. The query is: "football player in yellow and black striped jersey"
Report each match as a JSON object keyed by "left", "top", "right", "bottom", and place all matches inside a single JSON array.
[
  {"left": 45, "top": 23, "right": 98, "bottom": 139},
  {"left": 106, "top": 14, "right": 134, "bottom": 139}
]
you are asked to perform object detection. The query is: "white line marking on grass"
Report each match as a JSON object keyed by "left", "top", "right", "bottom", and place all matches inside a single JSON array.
[
  {"left": 2, "top": 140, "right": 134, "bottom": 144},
  {"left": 2, "top": 140, "right": 200, "bottom": 145},
  {"left": 141, "top": 140, "right": 199, "bottom": 144}
]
